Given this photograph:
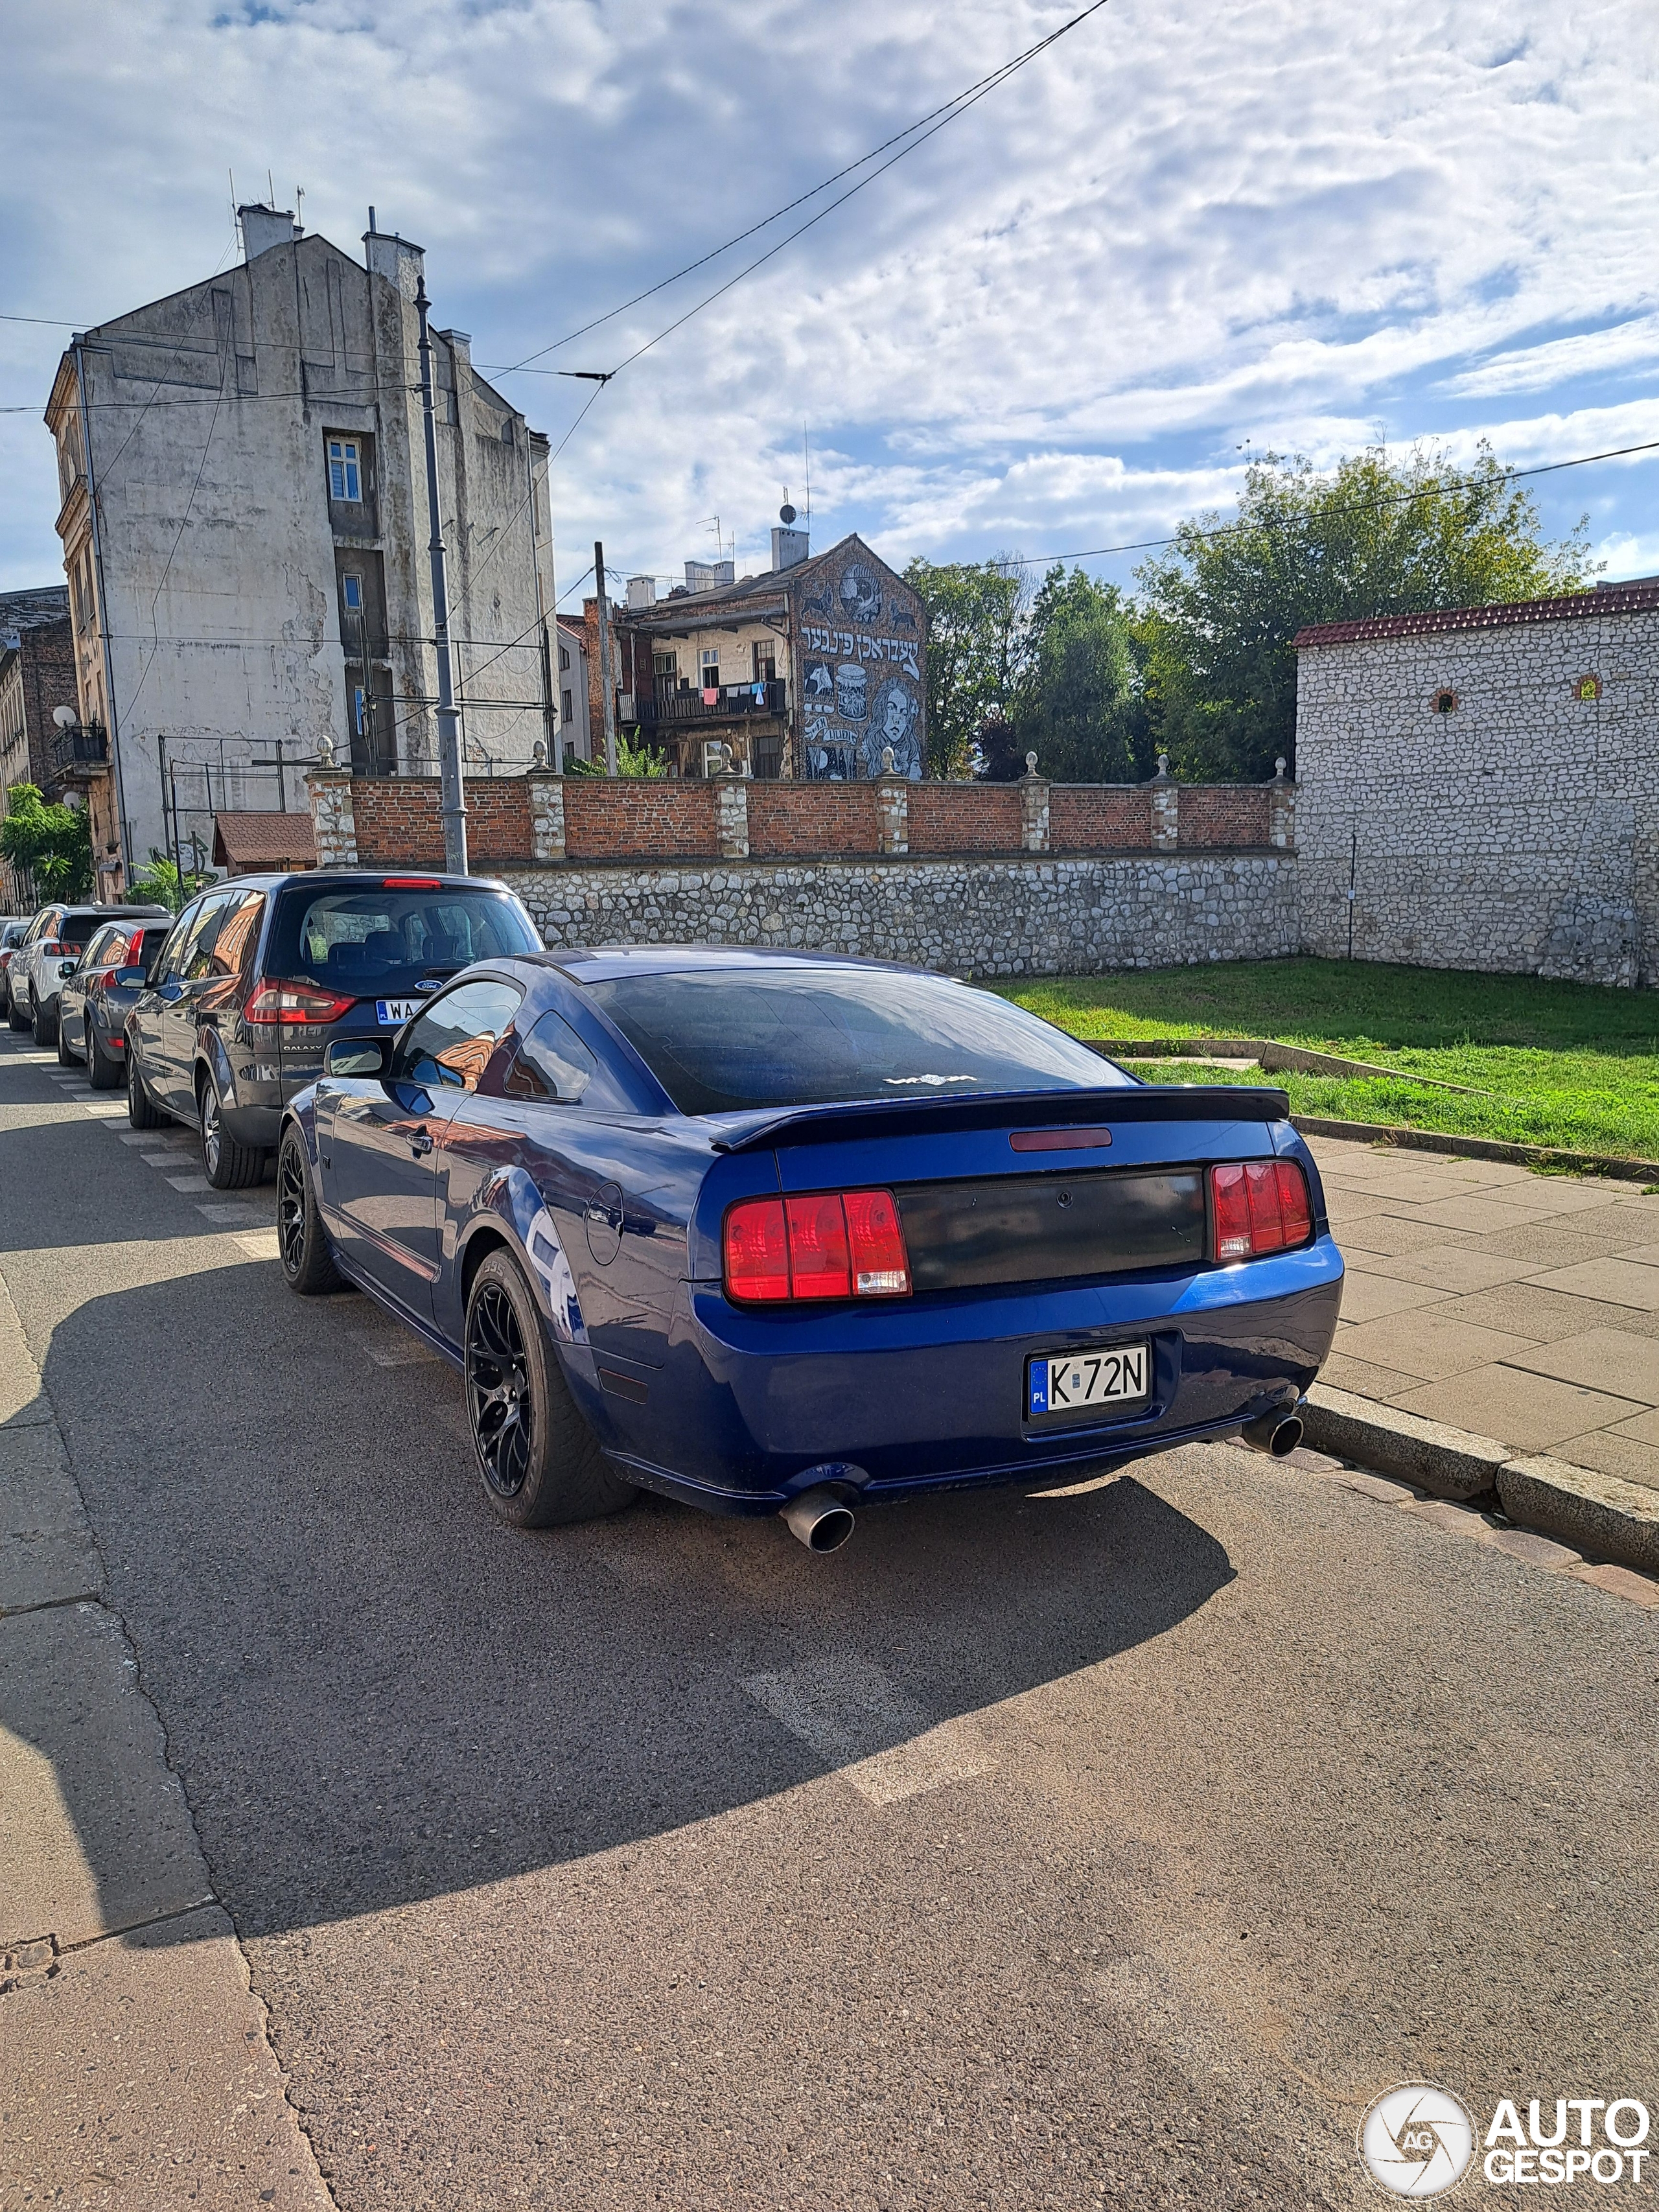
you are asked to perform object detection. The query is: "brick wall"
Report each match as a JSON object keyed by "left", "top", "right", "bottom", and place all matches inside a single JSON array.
[
  {"left": 747, "top": 782, "right": 879, "bottom": 856},
  {"left": 909, "top": 783, "right": 1021, "bottom": 852},
  {"left": 1049, "top": 786, "right": 1154, "bottom": 851},
  {"left": 353, "top": 778, "right": 532, "bottom": 867},
  {"left": 564, "top": 777, "right": 717, "bottom": 860},
  {"left": 1175, "top": 786, "right": 1271, "bottom": 848},
  {"left": 17, "top": 618, "right": 75, "bottom": 791}
]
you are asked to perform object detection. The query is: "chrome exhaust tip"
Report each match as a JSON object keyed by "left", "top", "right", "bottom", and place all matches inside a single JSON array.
[
  {"left": 1240, "top": 1410, "right": 1304, "bottom": 1459},
  {"left": 782, "top": 1485, "right": 856, "bottom": 1553}
]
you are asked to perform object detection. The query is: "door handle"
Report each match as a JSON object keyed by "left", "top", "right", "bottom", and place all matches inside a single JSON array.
[{"left": 409, "top": 1128, "right": 434, "bottom": 1157}]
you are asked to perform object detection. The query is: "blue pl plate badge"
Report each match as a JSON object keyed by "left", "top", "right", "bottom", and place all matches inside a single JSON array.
[{"left": 1028, "top": 1362, "right": 1050, "bottom": 1417}]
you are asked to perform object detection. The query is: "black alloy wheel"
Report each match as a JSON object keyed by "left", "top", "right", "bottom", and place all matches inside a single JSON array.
[
  {"left": 127, "top": 1048, "right": 163, "bottom": 1128},
  {"left": 199, "top": 1071, "right": 262, "bottom": 1190},
  {"left": 463, "top": 1250, "right": 634, "bottom": 1530},
  {"left": 87, "top": 1018, "right": 119, "bottom": 1090},
  {"left": 276, "top": 1126, "right": 339, "bottom": 1294}
]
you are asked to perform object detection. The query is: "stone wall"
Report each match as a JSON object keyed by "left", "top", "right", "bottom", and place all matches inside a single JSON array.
[
  {"left": 494, "top": 852, "right": 1300, "bottom": 979},
  {"left": 1295, "top": 587, "right": 1659, "bottom": 987}
]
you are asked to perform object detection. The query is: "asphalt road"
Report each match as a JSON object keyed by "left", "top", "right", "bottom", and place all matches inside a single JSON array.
[{"left": 1, "top": 1025, "right": 1654, "bottom": 2209}]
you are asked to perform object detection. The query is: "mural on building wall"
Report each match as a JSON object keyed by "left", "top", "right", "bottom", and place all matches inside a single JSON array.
[{"left": 797, "top": 540, "right": 925, "bottom": 780}]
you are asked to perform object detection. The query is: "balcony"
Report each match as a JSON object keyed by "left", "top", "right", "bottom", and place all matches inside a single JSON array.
[
  {"left": 636, "top": 679, "right": 787, "bottom": 728},
  {"left": 49, "top": 719, "right": 108, "bottom": 781}
]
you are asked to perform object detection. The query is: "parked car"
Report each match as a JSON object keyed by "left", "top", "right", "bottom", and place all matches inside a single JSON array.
[
  {"left": 8, "top": 903, "right": 169, "bottom": 1047},
  {"left": 57, "top": 916, "right": 178, "bottom": 1088},
  {"left": 0, "top": 918, "right": 29, "bottom": 1016},
  {"left": 275, "top": 948, "right": 1345, "bottom": 1548},
  {"left": 124, "top": 870, "right": 542, "bottom": 1189}
]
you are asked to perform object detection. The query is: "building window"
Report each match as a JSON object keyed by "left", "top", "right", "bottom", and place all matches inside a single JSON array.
[
  {"left": 328, "top": 438, "right": 362, "bottom": 502},
  {"left": 559, "top": 643, "right": 570, "bottom": 672},
  {"left": 701, "top": 647, "right": 720, "bottom": 693},
  {"left": 561, "top": 689, "right": 574, "bottom": 725},
  {"left": 1572, "top": 674, "right": 1603, "bottom": 702},
  {"left": 1431, "top": 688, "right": 1458, "bottom": 715},
  {"left": 352, "top": 685, "right": 367, "bottom": 736},
  {"left": 752, "top": 643, "right": 776, "bottom": 684}
]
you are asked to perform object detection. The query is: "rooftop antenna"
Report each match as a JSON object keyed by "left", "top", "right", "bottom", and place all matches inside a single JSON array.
[
  {"left": 295, "top": 184, "right": 305, "bottom": 233},
  {"left": 267, "top": 168, "right": 275, "bottom": 209},
  {"left": 368, "top": 205, "right": 377, "bottom": 234}
]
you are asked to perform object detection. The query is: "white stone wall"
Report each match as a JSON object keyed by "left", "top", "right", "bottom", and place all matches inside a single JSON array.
[
  {"left": 498, "top": 852, "right": 1299, "bottom": 977},
  {"left": 1295, "top": 606, "right": 1659, "bottom": 986}
]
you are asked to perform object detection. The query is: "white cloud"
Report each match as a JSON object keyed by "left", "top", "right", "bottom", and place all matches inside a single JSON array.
[{"left": 1, "top": 0, "right": 1657, "bottom": 591}]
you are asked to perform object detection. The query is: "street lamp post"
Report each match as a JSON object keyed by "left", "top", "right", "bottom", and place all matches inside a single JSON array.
[{"left": 415, "top": 275, "right": 468, "bottom": 874}]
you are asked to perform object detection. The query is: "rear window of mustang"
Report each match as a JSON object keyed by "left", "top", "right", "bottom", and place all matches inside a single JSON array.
[
  {"left": 586, "top": 966, "right": 1131, "bottom": 1114},
  {"left": 268, "top": 885, "right": 540, "bottom": 995}
]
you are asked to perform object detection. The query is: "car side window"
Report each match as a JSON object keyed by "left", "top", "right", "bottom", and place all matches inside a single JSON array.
[
  {"left": 503, "top": 1010, "right": 597, "bottom": 1104},
  {"left": 152, "top": 902, "right": 201, "bottom": 984},
  {"left": 396, "top": 979, "right": 524, "bottom": 1093},
  {"left": 27, "top": 910, "right": 60, "bottom": 945},
  {"left": 181, "top": 893, "right": 234, "bottom": 982},
  {"left": 208, "top": 890, "right": 265, "bottom": 977},
  {"left": 80, "top": 924, "right": 119, "bottom": 970}
]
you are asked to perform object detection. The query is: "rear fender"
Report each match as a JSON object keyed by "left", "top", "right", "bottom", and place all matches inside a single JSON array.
[
  {"left": 454, "top": 1165, "right": 590, "bottom": 1350},
  {"left": 195, "top": 1027, "right": 235, "bottom": 1104}
]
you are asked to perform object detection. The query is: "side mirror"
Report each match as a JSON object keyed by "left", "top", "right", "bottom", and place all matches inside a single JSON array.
[
  {"left": 57, "top": 959, "right": 76, "bottom": 979},
  {"left": 112, "top": 966, "right": 147, "bottom": 988},
  {"left": 325, "top": 1037, "right": 388, "bottom": 1078}
]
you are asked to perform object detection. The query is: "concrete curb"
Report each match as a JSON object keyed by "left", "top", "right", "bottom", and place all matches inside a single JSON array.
[
  {"left": 1290, "top": 1116, "right": 1659, "bottom": 1184},
  {"left": 1300, "top": 1383, "right": 1659, "bottom": 1576}
]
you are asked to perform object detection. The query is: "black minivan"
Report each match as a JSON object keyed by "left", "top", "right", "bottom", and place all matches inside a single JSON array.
[{"left": 123, "top": 872, "right": 542, "bottom": 1187}]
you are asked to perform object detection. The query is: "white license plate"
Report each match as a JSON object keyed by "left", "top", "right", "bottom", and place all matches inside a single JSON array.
[
  {"left": 1027, "top": 1342, "right": 1150, "bottom": 1421},
  {"left": 375, "top": 998, "right": 422, "bottom": 1027}
]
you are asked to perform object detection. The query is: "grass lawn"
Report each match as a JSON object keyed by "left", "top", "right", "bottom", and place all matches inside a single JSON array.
[{"left": 996, "top": 959, "right": 1659, "bottom": 1162}]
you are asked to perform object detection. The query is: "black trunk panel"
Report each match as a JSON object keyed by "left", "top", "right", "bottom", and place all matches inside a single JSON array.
[{"left": 895, "top": 1169, "right": 1207, "bottom": 1291}]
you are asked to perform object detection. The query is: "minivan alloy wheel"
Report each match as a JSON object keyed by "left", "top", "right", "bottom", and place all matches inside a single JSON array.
[{"left": 468, "top": 1281, "right": 533, "bottom": 1497}]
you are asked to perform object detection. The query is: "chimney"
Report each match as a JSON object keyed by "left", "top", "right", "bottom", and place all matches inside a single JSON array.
[
  {"left": 626, "top": 576, "right": 656, "bottom": 609},
  {"left": 238, "top": 204, "right": 300, "bottom": 261},
  {"left": 771, "top": 524, "right": 810, "bottom": 572},
  {"left": 363, "top": 226, "right": 426, "bottom": 303},
  {"left": 438, "top": 329, "right": 472, "bottom": 372}
]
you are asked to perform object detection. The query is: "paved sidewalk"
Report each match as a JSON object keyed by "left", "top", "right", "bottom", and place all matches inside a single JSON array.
[{"left": 1308, "top": 1131, "right": 1659, "bottom": 1494}]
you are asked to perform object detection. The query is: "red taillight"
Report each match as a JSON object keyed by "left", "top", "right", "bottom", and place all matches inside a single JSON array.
[
  {"left": 785, "top": 1193, "right": 852, "bottom": 1299},
  {"left": 724, "top": 1198, "right": 790, "bottom": 1303},
  {"left": 244, "top": 977, "right": 356, "bottom": 1026},
  {"left": 1211, "top": 1159, "right": 1312, "bottom": 1261},
  {"left": 724, "top": 1188, "right": 912, "bottom": 1305},
  {"left": 382, "top": 877, "right": 441, "bottom": 889}
]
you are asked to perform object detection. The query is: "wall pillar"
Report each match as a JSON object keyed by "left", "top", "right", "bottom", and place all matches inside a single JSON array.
[
  {"left": 1150, "top": 754, "right": 1178, "bottom": 850},
  {"left": 1018, "top": 752, "right": 1050, "bottom": 853},
  {"left": 875, "top": 759, "right": 909, "bottom": 856},
  {"left": 304, "top": 763, "right": 359, "bottom": 868},
  {"left": 1268, "top": 758, "right": 1295, "bottom": 849},
  {"left": 714, "top": 770, "right": 750, "bottom": 859},
  {"left": 526, "top": 768, "right": 566, "bottom": 862}
]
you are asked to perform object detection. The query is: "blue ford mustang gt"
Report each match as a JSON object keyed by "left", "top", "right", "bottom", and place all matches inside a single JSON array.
[{"left": 277, "top": 947, "right": 1343, "bottom": 1549}]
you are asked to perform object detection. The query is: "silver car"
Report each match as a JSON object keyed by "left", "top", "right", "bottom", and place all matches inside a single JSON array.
[{"left": 8, "top": 902, "right": 168, "bottom": 1047}]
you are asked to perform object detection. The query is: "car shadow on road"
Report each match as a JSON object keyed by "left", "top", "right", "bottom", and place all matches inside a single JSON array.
[{"left": 12, "top": 1259, "right": 1236, "bottom": 1946}]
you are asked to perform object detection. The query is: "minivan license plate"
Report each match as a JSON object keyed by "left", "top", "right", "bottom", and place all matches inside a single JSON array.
[
  {"left": 1027, "top": 1342, "right": 1150, "bottom": 1420},
  {"left": 375, "top": 998, "right": 421, "bottom": 1026}
]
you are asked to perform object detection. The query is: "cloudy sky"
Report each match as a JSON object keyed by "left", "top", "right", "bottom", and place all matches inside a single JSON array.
[{"left": 2, "top": 0, "right": 1656, "bottom": 600}]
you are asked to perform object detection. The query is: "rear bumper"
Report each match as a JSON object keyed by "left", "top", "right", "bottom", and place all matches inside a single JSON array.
[{"left": 573, "top": 1237, "right": 1345, "bottom": 1515}]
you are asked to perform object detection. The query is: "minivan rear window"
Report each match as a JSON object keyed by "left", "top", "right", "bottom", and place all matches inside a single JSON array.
[{"left": 267, "top": 883, "right": 540, "bottom": 995}]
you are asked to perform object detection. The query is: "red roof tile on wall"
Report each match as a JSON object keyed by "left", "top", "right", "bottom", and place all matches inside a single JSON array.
[{"left": 1292, "top": 581, "right": 1659, "bottom": 650}]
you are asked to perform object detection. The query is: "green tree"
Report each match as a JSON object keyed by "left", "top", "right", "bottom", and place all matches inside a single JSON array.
[
  {"left": 126, "top": 850, "right": 215, "bottom": 913},
  {"left": 0, "top": 784, "right": 93, "bottom": 901},
  {"left": 996, "top": 565, "right": 1141, "bottom": 783},
  {"left": 902, "top": 556, "right": 1027, "bottom": 778},
  {"left": 1135, "top": 441, "right": 1597, "bottom": 781}
]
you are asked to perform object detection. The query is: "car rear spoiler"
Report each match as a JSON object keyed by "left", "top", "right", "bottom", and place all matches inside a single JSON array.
[{"left": 708, "top": 1084, "right": 1293, "bottom": 1154}]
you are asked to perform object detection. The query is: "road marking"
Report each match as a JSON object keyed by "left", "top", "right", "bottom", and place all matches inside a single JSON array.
[
  {"left": 742, "top": 1652, "right": 994, "bottom": 1806},
  {"left": 196, "top": 1202, "right": 267, "bottom": 1226},
  {"left": 236, "top": 1231, "right": 281, "bottom": 1261},
  {"left": 78, "top": 1103, "right": 128, "bottom": 1119},
  {"left": 140, "top": 1150, "right": 183, "bottom": 1166},
  {"left": 363, "top": 1337, "right": 439, "bottom": 1366},
  {"left": 166, "top": 1173, "right": 211, "bottom": 1193},
  {"left": 111, "top": 1129, "right": 188, "bottom": 1147}
]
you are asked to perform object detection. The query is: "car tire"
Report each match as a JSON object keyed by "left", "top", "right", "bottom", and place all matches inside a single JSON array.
[
  {"left": 56, "top": 1010, "right": 76, "bottom": 1066},
  {"left": 6, "top": 986, "right": 28, "bottom": 1033},
  {"left": 465, "top": 1250, "right": 634, "bottom": 1530},
  {"left": 199, "top": 1070, "right": 262, "bottom": 1190},
  {"left": 127, "top": 1049, "right": 163, "bottom": 1128},
  {"left": 87, "top": 1021, "right": 120, "bottom": 1090},
  {"left": 31, "top": 994, "right": 56, "bottom": 1049},
  {"left": 276, "top": 1125, "right": 340, "bottom": 1295}
]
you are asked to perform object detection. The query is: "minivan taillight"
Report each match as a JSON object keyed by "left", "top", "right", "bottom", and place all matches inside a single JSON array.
[
  {"left": 244, "top": 978, "right": 356, "bottom": 1026},
  {"left": 724, "top": 1189, "right": 912, "bottom": 1304},
  {"left": 1211, "top": 1160, "right": 1312, "bottom": 1261}
]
